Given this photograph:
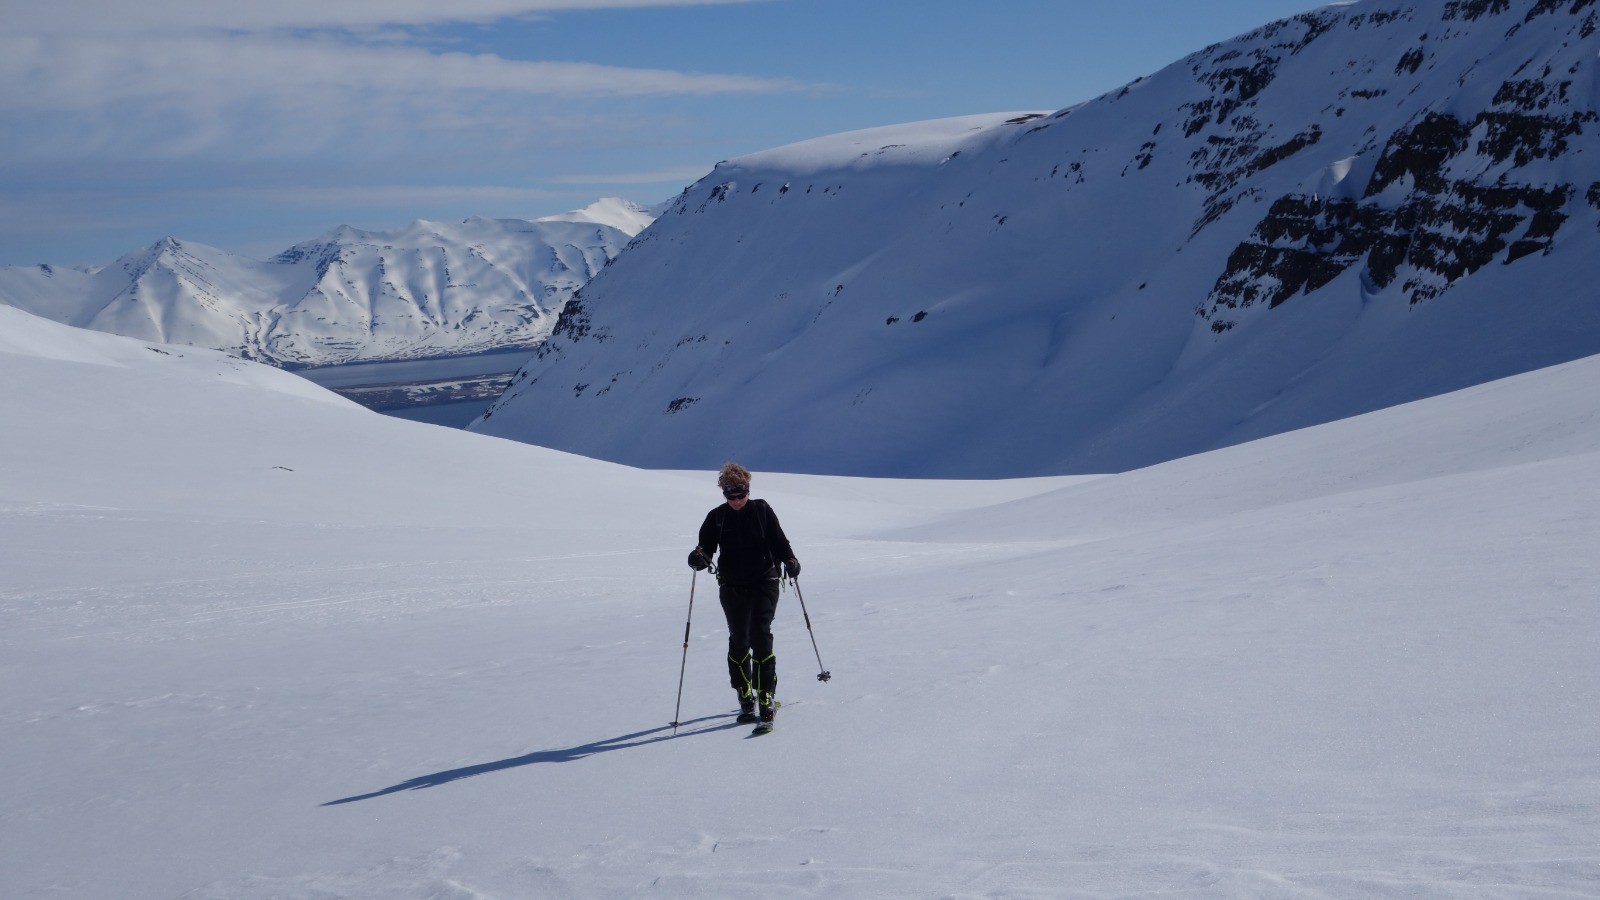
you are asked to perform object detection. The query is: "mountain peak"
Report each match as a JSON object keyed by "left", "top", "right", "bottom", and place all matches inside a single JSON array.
[
  {"left": 111, "top": 235, "right": 196, "bottom": 277},
  {"left": 536, "top": 198, "right": 655, "bottom": 237}
]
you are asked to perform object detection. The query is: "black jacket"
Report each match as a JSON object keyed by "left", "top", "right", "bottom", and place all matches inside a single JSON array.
[{"left": 697, "top": 499, "right": 794, "bottom": 584}]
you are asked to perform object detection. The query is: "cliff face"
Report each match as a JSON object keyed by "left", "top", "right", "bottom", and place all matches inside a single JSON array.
[{"left": 1204, "top": 31, "right": 1597, "bottom": 324}]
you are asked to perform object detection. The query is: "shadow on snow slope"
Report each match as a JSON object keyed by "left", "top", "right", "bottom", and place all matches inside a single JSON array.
[{"left": 322, "top": 713, "right": 743, "bottom": 806}]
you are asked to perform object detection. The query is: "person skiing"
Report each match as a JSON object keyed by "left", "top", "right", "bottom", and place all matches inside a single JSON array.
[{"left": 687, "top": 462, "right": 800, "bottom": 733}]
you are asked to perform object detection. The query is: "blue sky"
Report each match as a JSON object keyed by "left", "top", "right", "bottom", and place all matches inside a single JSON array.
[{"left": 1, "top": 0, "right": 1326, "bottom": 266}]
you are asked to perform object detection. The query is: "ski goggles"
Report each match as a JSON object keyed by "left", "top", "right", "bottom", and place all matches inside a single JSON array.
[{"left": 721, "top": 483, "right": 749, "bottom": 498}]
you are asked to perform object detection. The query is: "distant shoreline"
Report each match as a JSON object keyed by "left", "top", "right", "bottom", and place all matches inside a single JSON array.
[{"left": 290, "top": 348, "right": 532, "bottom": 427}]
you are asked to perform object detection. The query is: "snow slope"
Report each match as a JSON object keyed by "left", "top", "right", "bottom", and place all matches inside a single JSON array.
[
  {"left": 0, "top": 200, "right": 654, "bottom": 367},
  {"left": 475, "top": 0, "right": 1600, "bottom": 477},
  {"left": 4, "top": 308, "right": 1599, "bottom": 896}
]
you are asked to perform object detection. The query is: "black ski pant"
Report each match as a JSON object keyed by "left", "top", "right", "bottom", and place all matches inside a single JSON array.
[{"left": 719, "top": 578, "right": 780, "bottom": 703}]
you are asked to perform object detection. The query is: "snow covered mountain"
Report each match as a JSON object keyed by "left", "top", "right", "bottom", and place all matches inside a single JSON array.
[
  {"left": 0, "top": 200, "right": 655, "bottom": 367},
  {"left": 5, "top": 300, "right": 1600, "bottom": 897},
  {"left": 474, "top": 0, "right": 1600, "bottom": 477}
]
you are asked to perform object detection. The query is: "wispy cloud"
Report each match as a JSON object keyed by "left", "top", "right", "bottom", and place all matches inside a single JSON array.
[
  {"left": 203, "top": 184, "right": 569, "bottom": 209},
  {"left": 547, "top": 166, "right": 715, "bottom": 186},
  {"left": 0, "top": 0, "right": 794, "bottom": 262},
  {"left": 0, "top": 33, "right": 803, "bottom": 110},
  {"left": 6, "top": 1, "right": 773, "bottom": 34},
  {"left": 0, "top": 2, "right": 807, "bottom": 162}
]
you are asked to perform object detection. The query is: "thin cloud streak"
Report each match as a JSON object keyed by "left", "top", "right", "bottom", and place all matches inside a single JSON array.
[
  {"left": 205, "top": 184, "right": 569, "bottom": 209},
  {"left": 0, "top": 30, "right": 812, "bottom": 163},
  {"left": 1, "top": 183, "right": 577, "bottom": 219},
  {"left": 547, "top": 166, "right": 714, "bottom": 186},
  {"left": 5, "top": 0, "right": 773, "bottom": 34},
  {"left": 0, "top": 34, "right": 807, "bottom": 111}
]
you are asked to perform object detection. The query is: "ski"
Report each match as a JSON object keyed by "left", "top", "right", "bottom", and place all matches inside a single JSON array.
[{"left": 750, "top": 700, "right": 779, "bottom": 735}]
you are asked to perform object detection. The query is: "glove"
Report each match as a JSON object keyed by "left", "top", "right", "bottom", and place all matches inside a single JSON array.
[
  {"left": 688, "top": 548, "right": 711, "bottom": 571},
  {"left": 784, "top": 558, "right": 801, "bottom": 578}
]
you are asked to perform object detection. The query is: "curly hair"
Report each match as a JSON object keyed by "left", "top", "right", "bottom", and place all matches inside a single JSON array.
[{"left": 718, "top": 462, "right": 752, "bottom": 487}]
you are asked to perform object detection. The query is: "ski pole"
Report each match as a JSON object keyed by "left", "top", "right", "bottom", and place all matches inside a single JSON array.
[
  {"left": 789, "top": 575, "right": 831, "bottom": 682},
  {"left": 670, "top": 569, "right": 699, "bottom": 733}
]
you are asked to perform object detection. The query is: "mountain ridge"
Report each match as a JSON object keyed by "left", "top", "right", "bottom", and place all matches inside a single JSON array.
[{"left": 0, "top": 199, "right": 656, "bottom": 368}]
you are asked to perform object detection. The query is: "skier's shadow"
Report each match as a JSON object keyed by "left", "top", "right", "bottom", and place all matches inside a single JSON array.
[{"left": 322, "top": 713, "right": 739, "bottom": 806}]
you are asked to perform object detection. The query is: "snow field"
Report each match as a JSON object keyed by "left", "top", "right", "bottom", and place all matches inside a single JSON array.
[{"left": 3, "top": 307, "right": 1599, "bottom": 897}]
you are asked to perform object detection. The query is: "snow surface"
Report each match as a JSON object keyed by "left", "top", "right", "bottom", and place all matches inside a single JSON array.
[
  {"left": 726, "top": 112, "right": 1052, "bottom": 175},
  {"left": 4, "top": 306, "right": 1599, "bottom": 898}
]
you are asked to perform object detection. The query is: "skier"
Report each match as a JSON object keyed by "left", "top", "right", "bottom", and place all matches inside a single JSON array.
[{"left": 687, "top": 463, "right": 800, "bottom": 734}]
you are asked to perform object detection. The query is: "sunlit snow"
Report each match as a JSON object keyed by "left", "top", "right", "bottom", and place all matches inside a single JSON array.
[{"left": 4, "top": 299, "right": 1597, "bottom": 897}]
